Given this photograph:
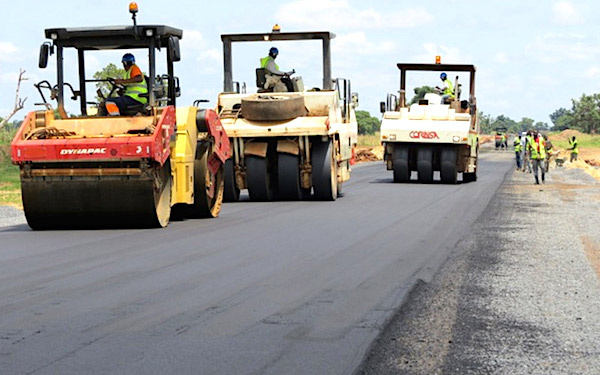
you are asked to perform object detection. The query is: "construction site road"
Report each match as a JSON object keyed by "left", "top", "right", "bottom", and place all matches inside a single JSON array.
[{"left": 0, "top": 151, "right": 513, "bottom": 375}]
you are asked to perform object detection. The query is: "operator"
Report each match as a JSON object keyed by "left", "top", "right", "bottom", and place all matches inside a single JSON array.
[
  {"left": 513, "top": 135, "right": 523, "bottom": 169},
  {"left": 260, "top": 47, "right": 295, "bottom": 92},
  {"left": 501, "top": 133, "right": 507, "bottom": 150},
  {"left": 435, "top": 72, "right": 454, "bottom": 104},
  {"left": 101, "top": 53, "right": 148, "bottom": 116},
  {"left": 528, "top": 131, "right": 546, "bottom": 184},
  {"left": 568, "top": 136, "right": 579, "bottom": 162}
]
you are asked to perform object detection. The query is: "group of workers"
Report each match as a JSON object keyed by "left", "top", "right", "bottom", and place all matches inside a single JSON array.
[{"left": 513, "top": 132, "right": 579, "bottom": 184}]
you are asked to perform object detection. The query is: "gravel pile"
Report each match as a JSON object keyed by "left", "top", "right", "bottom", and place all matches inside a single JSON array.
[
  {"left": 0, "top": 206, "right": 26, "bottom": 228},
  {"left": 359, "top": 164, "right": 600, "bottom": 374}
]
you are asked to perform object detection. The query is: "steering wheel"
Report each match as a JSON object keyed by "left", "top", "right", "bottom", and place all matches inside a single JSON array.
[{"left": 105, "top": 78, "right": 125, "bottom": 97}]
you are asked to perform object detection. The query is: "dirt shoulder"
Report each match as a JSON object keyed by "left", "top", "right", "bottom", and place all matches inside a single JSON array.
[{"left": 358, "top": 160, "right": 600, "bottom": 374}]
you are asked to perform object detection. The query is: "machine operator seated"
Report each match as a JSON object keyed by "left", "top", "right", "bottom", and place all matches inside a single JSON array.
[
  {"left": 99, "top": 53, "right": 148, "bottom": 116},
  {"left": 259, "top": 47, "right": 296, "bottom": 92}
]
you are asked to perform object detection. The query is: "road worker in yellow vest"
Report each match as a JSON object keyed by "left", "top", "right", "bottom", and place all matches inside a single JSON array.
[
  {"left": 569, "top": 136, "right": 579, "bottom": 162},
  {"left": 523, "top": 130, "right": 534, "bottom": 173},
  {"left": 260, "top": 47, "right": 295, "bottom": 92},
  {"left": 436, "top": 72, "right": 455, "bottom": 104},
  {"left": 102, "top": 53, "right": 148, "bottom": 116},
  {"left": 528, "top": 131, "right": 546, "bottom": 184},
  {"left": 513, "top": 135, "right": 523, "bottom": 169}
]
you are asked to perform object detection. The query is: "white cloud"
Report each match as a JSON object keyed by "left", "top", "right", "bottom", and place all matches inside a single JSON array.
[
  {"left": 494, "top": 52, "right": 509, "bottom": 64},
  {"left": 333, "top": 32, "right": 395, "bottom": 55},
  {"left": 585, "top": 66, "right": 600, "bottom": 78},
  {"left": 275, "top": 0, "right": 433, "bottom": 30},
  {"left": 181, "top": 29, "right": 220, "bottom": 65},
  {"left": 0, "top": 41, "right": 20, "bottom": 62},
  {"left": 553, "top": 2, "right": 583, "bottom": 25},
  {"left": 525, "top": 33, "right": 596, "bottom": 63}
]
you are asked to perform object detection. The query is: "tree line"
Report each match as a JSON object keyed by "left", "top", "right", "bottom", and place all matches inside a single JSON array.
[{"left": 549, "top": 93, "right": 599, "bottom": 134}]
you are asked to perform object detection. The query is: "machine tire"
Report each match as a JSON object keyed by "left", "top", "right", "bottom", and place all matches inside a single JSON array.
[
  {"left": 417, "top": 146, "right": 434, "bottom": 183},
  {"left": 223, "top": 158, "right": 240, "bottom": 202},
  {"left": 187, "top": 142, "right": 224, "bottom": 218},
  {"left": 246, "top": 156, "right": 275, "bottom": 201},
  {"left": 440, "top": 146, "right": 458, "bottom": 184},
  {"left": 277, "top": 153, "right": 309, "bottom": 200},
  {"left": 312, "top": 139, "right": 338, "bottom": 201},
  {"left": 392, "top": 144, "right": 410, "bottom": 183},
  {"left": 241, "top": 94, "right": 307, "bottom": 121}
]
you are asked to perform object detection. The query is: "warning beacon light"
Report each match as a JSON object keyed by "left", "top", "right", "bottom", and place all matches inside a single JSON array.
[
  {"left": 129, "top": 2, "right": 139, "bottom": 14},
  {"left": 435, "top": 55, "right": 441, "bottom": 64},
  {"left": 272, "top": 24, "right": 281, "bottom": 33}
]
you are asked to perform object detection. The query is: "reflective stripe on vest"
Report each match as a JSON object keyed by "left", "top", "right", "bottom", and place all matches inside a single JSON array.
[
  {"left": 530, "top": 138, "right": 546, "bottom": 159},
  {"left": 514, "top": 139, "right": 522, "bottom": 152},
  {"left": 260, "top": 56, "right": 279, "bottom": 71},
  {"left": 570, "top": 139, "right": 579, "bottom": 154},
  {"left": 124, "top": 65, "right": 148, "bottom": 104}
]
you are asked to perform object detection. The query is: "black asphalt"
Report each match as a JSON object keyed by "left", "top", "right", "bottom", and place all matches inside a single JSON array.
[{"left": 0, "top": 152, "right": 513, "bottom": 375}]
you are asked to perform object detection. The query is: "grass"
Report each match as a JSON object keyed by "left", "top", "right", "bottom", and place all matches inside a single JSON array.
[
  {"left": 549, "top": 132, "right": 600, "bottom": 150},
  {"left": 0, "top": 128, "right": 22, "bottom": 207},
  {"left": 358, "top": 132, "right": 381, "bottom": 147}
]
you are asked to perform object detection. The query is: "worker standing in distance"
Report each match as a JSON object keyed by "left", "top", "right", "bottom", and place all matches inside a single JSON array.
[
  {"left": 523, "top": 130, "right": 534, "bottom": 173},
  {"left": 260, "top": 47, "right": 295, "bottom": 92},
  {"left": 568, "top": 136, "right": 579, "bottom": 162},
  {"left": 513, "top": 134, "right": 523, "bottom": 169},
  {"left": 528, "top": 131, "right": 546, "bottom": 184},
  {"left": 501, "top": 133, "right": 507, "bottom": 150},
  {"left": 435, "top": 73, "right": 454, "bottom": 104},
  {"left": 101, "top": 53, "right": 148, "bottom": 116}
]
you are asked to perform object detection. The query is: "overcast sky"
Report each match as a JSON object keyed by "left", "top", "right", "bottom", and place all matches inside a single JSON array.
[{"left": 1, "top": 0, "right": 598, "bottom": 125}]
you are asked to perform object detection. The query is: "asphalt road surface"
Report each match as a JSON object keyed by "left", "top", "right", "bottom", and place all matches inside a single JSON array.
[{"left": 0, "top": 152, "right": 513, "bottom": 375}]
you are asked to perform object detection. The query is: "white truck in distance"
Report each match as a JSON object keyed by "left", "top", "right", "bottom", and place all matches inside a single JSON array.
[{"left": 380, "top": 63, "right": 479, "bottom": 184}]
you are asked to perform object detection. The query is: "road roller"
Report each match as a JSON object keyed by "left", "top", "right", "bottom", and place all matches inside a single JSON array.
[
  {"left": 218, "top": 27, "right": 358, "bottom": 202},
  {"left": 10, "top": 5, "right": 230, "bottom": 229}
]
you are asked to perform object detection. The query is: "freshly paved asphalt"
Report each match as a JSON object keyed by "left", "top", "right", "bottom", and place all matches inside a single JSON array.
[{"left": 0, "top": 151, "right": 513, "bottom": 375}]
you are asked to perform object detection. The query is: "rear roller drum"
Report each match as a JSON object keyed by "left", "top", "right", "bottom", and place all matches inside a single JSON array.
[
  {"left": 223, "top": 158, "right": 240, "bottom": 202},
  {"left": 246, "top": 156, "right": 275, "bottom": 201},
  {"left": 187, "top": 142, "right": 224, "bottom": 218},
  {"left": 312, "top": 139, "right": 338, "bottom": 201},
  {"left": 21, "top": 159, "right": 172, "bottom": 230},
  {"left": 440, "top": 146, "right": 458, "bottom": 184},
  {"left": 393, "top": 144, "right": 410, "bottom": 183},
  {"left": 417, "top": 146, "right": 434, "bottom": 183},
  {"left": 278, "top": 153, "right": 310, "bottom": 200}
]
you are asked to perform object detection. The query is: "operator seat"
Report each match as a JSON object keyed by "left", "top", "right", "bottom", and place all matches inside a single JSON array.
[{"left": 255, "top": 68, "right": 272, "bottom": 93}]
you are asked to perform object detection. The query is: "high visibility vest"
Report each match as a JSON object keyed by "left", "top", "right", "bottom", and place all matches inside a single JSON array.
[
  {"left": 260, "top": 56, "right": 279, "bottom": 71},
  {"left": 501, "top": 134, "right": 506, "bottom": 142},
  {"left": 514, "top": 139, "right": 522, "bottom": 152},
  {"left": 569, "top": 139, "right": 579, "bottom": 154},
  {"left": 529, "top": 137, "right": 546, "bottom": 159},
  {"left": 443, "top": 79, "right": 455, "bottom": 98},
  {"left": 123, "top": 65, "right": 148, "bottom": 104}
]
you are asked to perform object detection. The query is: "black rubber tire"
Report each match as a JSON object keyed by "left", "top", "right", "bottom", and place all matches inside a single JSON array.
[
  {"left": 392, "top": 144, "right": 410, "bottom": 183},
  {"left": 417, "top": 146, "right": 434, "bottom": 183},
  {"left": 312, "top": 139, "right": 338, "bottom": 201},
  {"left": 246, "top": 156, "right": 275, "bottom": 201},
  {"left": 187, "top": 142, "right": 224, "bottom": 218},
  {"left": 277, "top": 153, "right": 309, "bottom": 200},
  {"left": 223, "top": 158, "right": 240, "bottom": 202},
  {"left": 440, "top": 146, "right": 458, "bottom": 184},
  {"left": 241, "top": 94, "right": 307, "bottom": 121}
]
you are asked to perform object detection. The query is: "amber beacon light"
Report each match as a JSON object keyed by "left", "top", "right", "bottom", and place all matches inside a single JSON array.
[{"left": 129, "top": 2, "right": 139, "bottom": 14}]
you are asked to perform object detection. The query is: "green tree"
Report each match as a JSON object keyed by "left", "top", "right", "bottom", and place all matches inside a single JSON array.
[
  {"left": 409, "top": 86, "right": 437, "bottom": 105},
  {"left": 516, "top": 117, "right": 535, "bottom": 133},
  {"left": 491, "top": 114, "right": 517, "bottom": 134},
  {"left": 571, "top": 93, "right": 600, "bottom": 134},
  {"left": 355, "top": 110, "right": 380, "bottom": 135},
  {"left": 549, "top": 107, "right": 573, "bottom": 131},
  {"left": 93, "top": 63, "right": 125, "bottom": 102},
  {"left": 478, "top": 111, "right": 494, "bottom": 134}
]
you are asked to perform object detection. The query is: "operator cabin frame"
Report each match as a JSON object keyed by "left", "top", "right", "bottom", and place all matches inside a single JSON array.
[
  {"left": 221, "top": 31, "right": 335, "bottom": 92},
  {"left": 39, "top": 24, "right": 183, "bottom": 118},
  {"left": 395, "top": 63, "right": 477, "bottom": 113}
]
